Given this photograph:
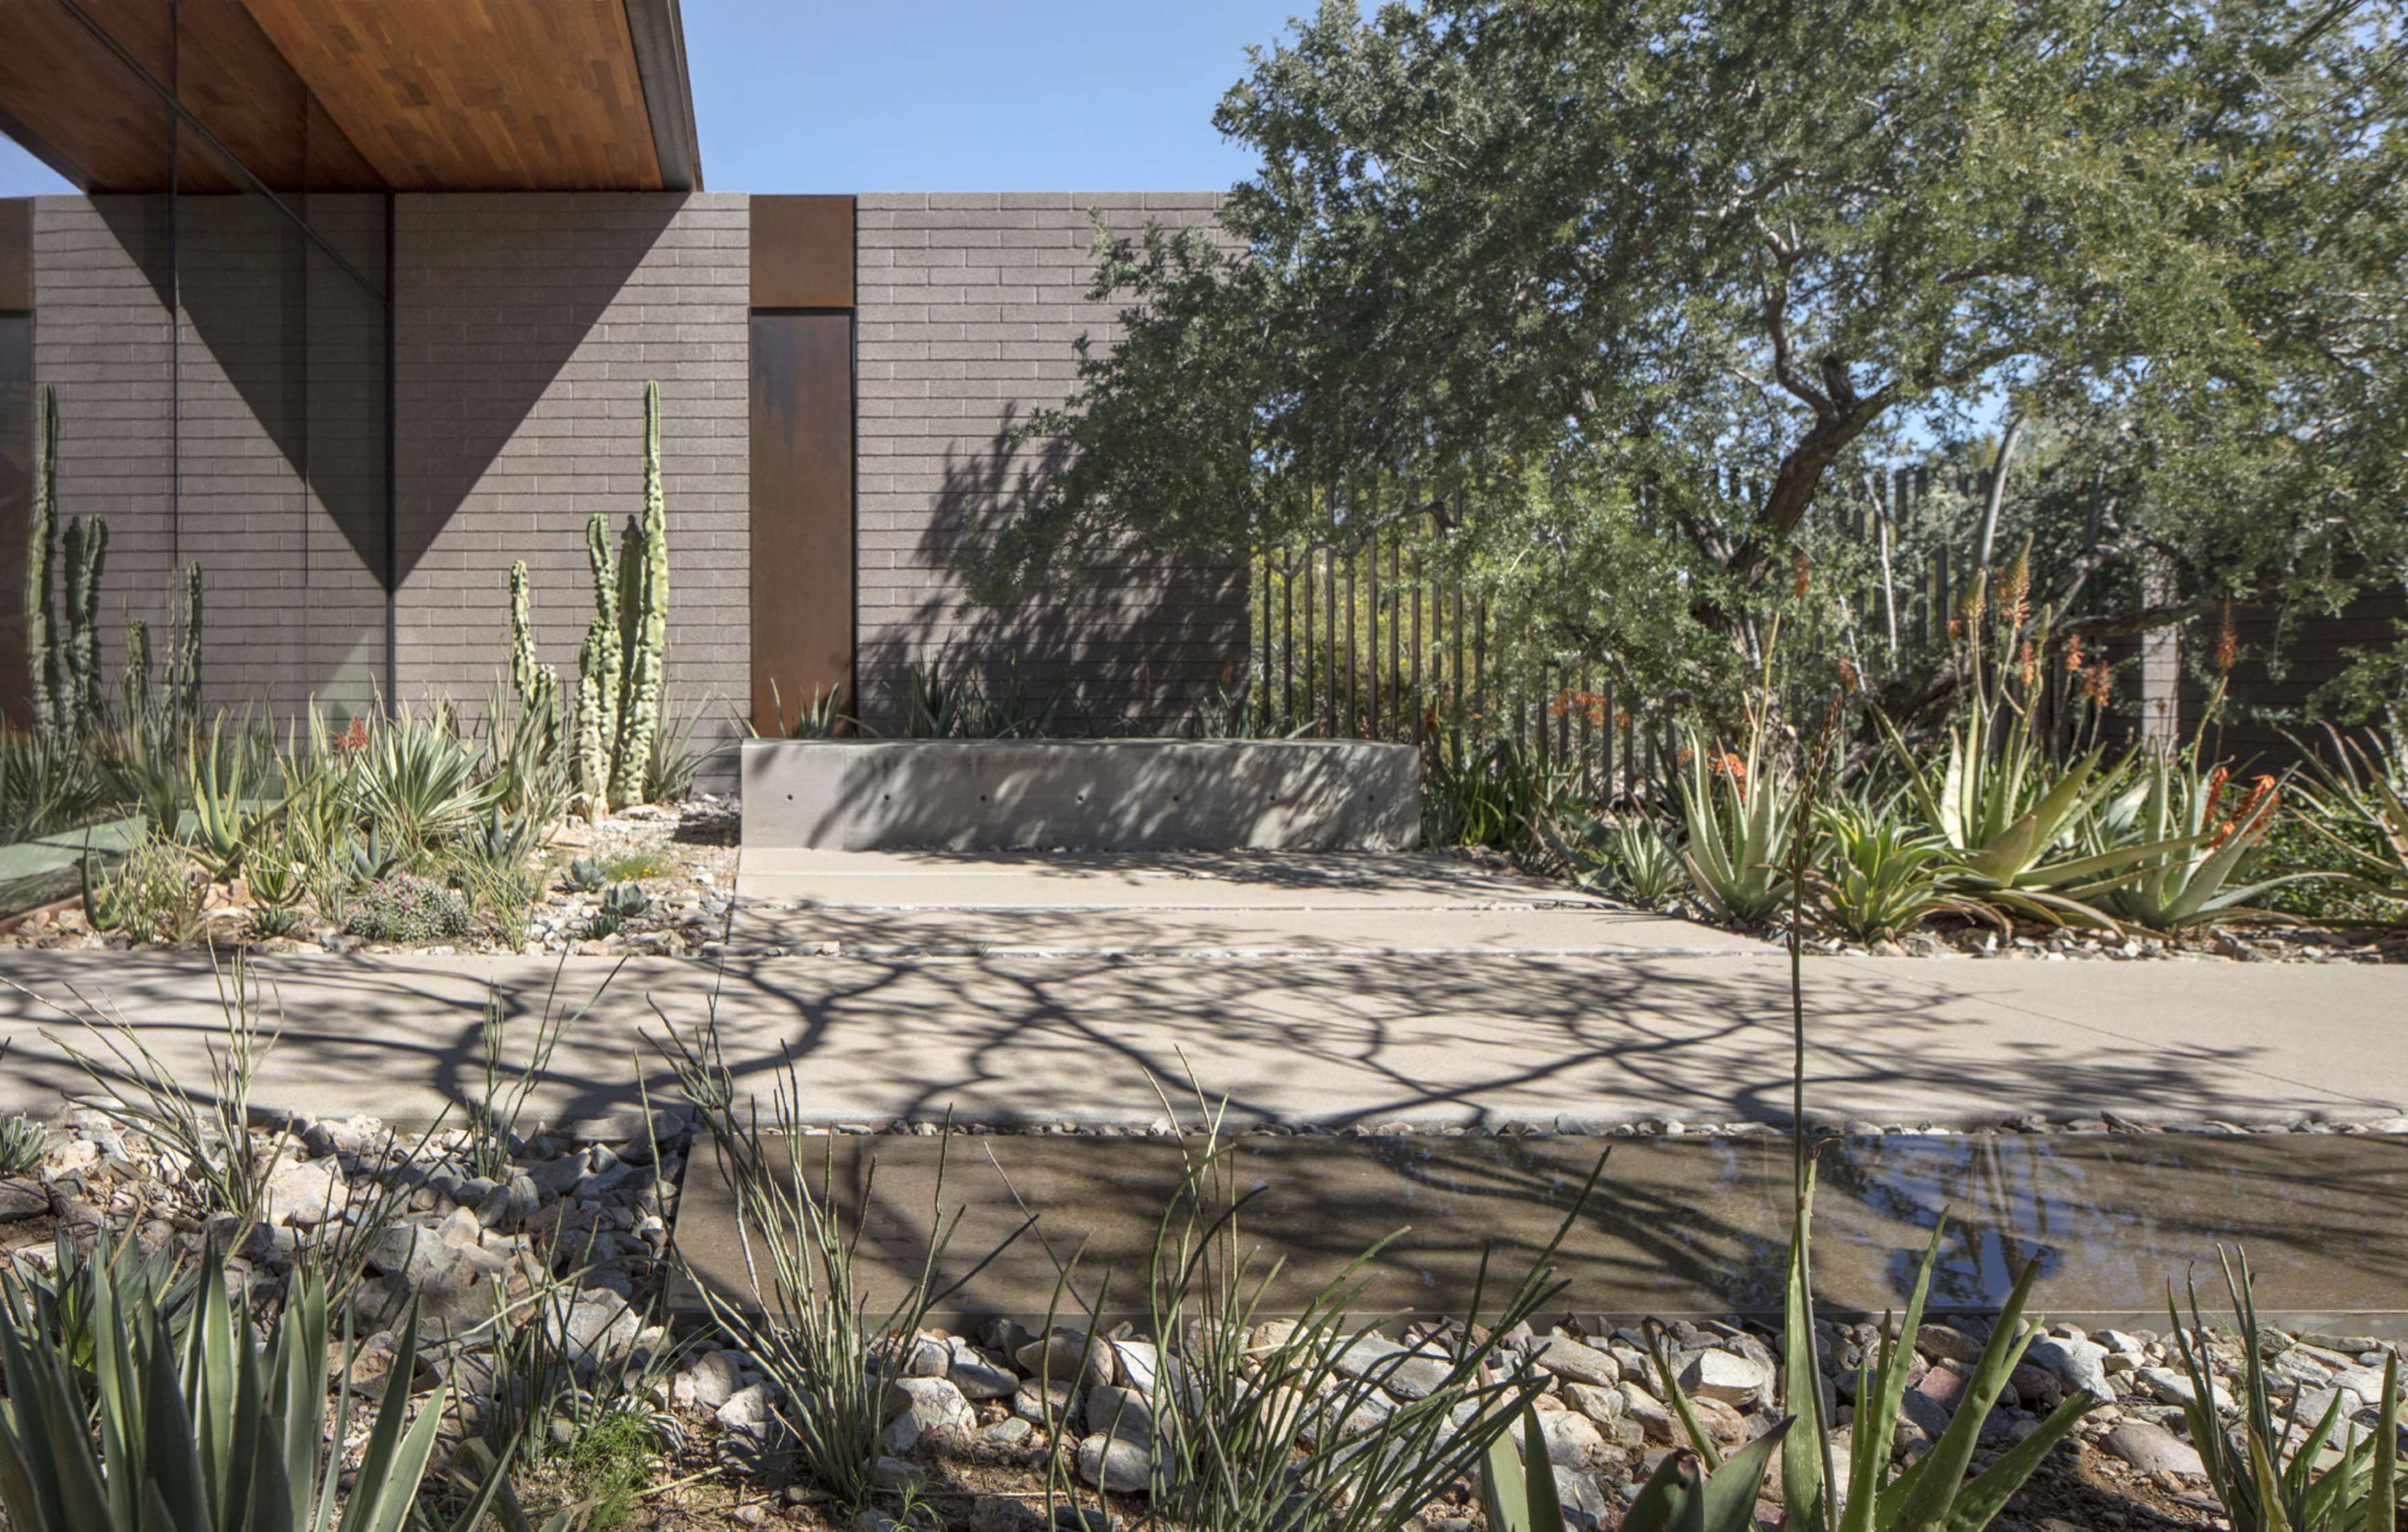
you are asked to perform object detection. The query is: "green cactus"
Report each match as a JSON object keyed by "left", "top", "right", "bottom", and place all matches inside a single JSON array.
[
  {"left": 121, "top": 617, "right": 151, "bottom": 715},
  {"left": 508, "top": 559, "right": 560, "bottom": 752},
  {"left": 24, "top": 384, "right": 59, "bottom": 738},
  {"left": 610, "top": 380, "right": 670, "bottom": 810},
  {"left": 61, "top": 514, "right": 107, "bottom": 732},
  {"left": 170, "top": 561, "right": 203, "bottom": 726},
  {"left": 573, "top": 514, "right": 623, "bottom": 819},
  {"left": 562, "top": 382, "right": 670, "bottom": 819}
]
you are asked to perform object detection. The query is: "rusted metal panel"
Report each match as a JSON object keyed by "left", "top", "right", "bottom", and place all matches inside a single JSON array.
[
  {"left": 750, "top": 194, "right": 852, "bottom": 309},
  {"left": 749, "top": 311, "right": 853, "bottom": 733},
  {"left": 0, "top": 199, "right": 27, "bottom": 311}
]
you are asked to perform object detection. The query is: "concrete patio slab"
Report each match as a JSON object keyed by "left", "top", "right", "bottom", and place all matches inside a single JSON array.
[{"left": 0, "top": 945, "right": 2400, "bottom": 1135}]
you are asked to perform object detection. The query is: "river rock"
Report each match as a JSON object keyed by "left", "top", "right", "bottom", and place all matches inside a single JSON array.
[
  {"left": 948, "top": 1337, "right": 1018, "bottom": 1399},
  {"left": 1076, "top": 1432, "right": 1156, "bottom": 1494},
  {"left": 2026, "top": 1335, "right": 2112, "bottom": 1400},
  {"left": 1535, "top": 1408, "right": 1608, "bottom": 1467},
  {"left": 1016, "top": 1328, "right": 1115, "bottom": 1392},
  {"left": 1533, "top": 1335, "right": 1622, "bottom": 1388},
  {"left": 263, "top": 1160, "right": 341, "bottom": 1226},
  {"left": 1679, "top": 1349, "right": 1770, "bottom": 1406},
  {"left": 2104, "top": 1421, "right": 2206, "bottom": 1480},
  {"left": 0, "top": 1179, "right": 47, "bottom": 1222},
  {"left": 882, "top": 1376, "right": 976, "bottom": 1454}
]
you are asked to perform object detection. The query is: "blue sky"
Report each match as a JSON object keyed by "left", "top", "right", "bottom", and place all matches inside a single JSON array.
[{"left": 0, "top": 1, "right": 1306, "bottom": 197}]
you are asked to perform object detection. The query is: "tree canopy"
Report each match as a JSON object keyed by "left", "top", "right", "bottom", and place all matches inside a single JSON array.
[{"left": 978, "top": 0, "right": 2408, "bottom": 717}]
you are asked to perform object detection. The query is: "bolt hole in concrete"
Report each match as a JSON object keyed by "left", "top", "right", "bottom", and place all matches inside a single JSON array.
[{"left": 672, "top": 1131, "right": 2408, "bottom": 1333}]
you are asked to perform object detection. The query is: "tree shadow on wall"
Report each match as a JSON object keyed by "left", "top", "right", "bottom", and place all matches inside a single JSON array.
[{"left": 876, "top": 409, "right": 1248, "bottom": 737}]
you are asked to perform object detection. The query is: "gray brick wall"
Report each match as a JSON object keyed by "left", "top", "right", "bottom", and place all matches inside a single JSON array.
[
  {"left": 29, "top": 196, "right": 179, "bottom": 689},
  {"left": 853, "top": 192, "right": 1248, "bottom": 735},
  {"left": 33, "top": 194, "right": 388, "bottom": 722},
  {"left": 393, "top": 192, "right": 750, "bottom": 782}
]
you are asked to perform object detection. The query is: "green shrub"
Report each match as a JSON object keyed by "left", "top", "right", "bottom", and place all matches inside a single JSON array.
[
  {"left": 1426, "top": 735, "right": 1565, "bottom": 849},
  {"left": 79, "top": 830, "right": 210, "bottom": 945},
  {"left": 0, "top": 1243, "right": 461, "bottom": 1532},
  {"left": 598, "top": 847, "right": 670, "bottom": 882},
  {"left": 346, "top": 871, "right": 470, "bottom": 943}
]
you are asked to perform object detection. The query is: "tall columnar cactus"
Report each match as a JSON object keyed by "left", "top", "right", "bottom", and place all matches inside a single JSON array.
[
  {"left": 508, "top": 559, "right": 560, "bottom": 740},
  {"left": 610, "top": 380, "right": 670, "bottom": 809},
  {"left": 573, "top": 514, "right": 623, "bottom": 820},
  {"left": 24, "top": 384, "right": 59, "bottom": 737},
  {"left": 561, "top": 382, "right": 669, "bottom": 820},
  {"left": 121, "top": 617, "right": 151, "bottom": 715},
  {"left": 60, "top": 513, "right": 107, "bottom": 733},
  {"left": 169, "top": 560, "right": 203, "bottom": 726}
]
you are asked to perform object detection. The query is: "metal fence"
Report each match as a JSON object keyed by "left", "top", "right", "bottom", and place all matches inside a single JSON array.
[{"left": 1246, "top": 470, "right": 1989, "bottom": 799}]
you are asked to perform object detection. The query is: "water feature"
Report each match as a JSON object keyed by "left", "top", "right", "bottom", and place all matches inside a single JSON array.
[{"left": 671, "top": 1130, "right": 2408, "bottom": 1334}]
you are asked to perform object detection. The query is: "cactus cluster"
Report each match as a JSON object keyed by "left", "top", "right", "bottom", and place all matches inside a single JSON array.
[
  {"left": 566, "top": 380, "right": 672, "bottom": 821},
  {"left": 23, "top": 385, "right": 202, "bottom": 741}
]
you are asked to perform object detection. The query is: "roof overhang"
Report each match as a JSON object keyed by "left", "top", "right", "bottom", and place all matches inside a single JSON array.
[{"left": 0, "top": 0, "right": 703, "bottom": 194}]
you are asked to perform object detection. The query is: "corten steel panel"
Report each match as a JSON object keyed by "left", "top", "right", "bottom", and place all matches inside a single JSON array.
[
  {"left": 750, "top": 312, "right": 854, "bottom": 734},
  {"left": 750, "top": 194, "right": 852, "bottom": 308},
  {"left": 0, "top": 198, "right": 26, "bottom": 310},
  {"left": 234, "top": 0, "right": 663, "bottom": 190}
]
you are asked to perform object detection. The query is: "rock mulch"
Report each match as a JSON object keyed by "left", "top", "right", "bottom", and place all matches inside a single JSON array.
[
  {"left": 0, "top": 795, "right": 741, "bottom": 960},
  {"left": 658, "top": 1308, "right": 2403, "bottom": 1532}
]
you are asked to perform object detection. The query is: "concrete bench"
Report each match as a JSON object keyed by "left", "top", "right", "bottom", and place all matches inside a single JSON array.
[{"left": 740, "top": 739, "right": 1420, "bottom": 852}]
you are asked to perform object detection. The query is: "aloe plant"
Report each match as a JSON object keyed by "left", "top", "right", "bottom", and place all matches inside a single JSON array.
[
  {"left": 2290, "top": 719, "right": 2408, "bottom": 909},
  {"left": 1678, "top": 725, "right": 1794, "bottom": 923},
  {"left": 0, "top": 1243, "right": 456, "bottom": 1532},
  {"left": 1879, "top": 694, "right": 2184, "bottom": 928},
  {"left": 1661, "top": 1161, "right": 2097, "bottom": 1531},
  {"left": 2094, "top": 752, "right": 2324, "bottom": 930},
  {"left": 182, "top": 714, "right": 265, "bottom": 880},
  {"left": 1482, "top": 1397, "right": 1786, "bottom": 1532},
  {"left": 2169, "top": 1248, "right": 2402, "bottom": 1532},
  {"left": 1811, "top": 806, "right": 1987, "bottom": 942}
]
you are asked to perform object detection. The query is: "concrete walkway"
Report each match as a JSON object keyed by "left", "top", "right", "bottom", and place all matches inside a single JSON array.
[{"left": 0, "top": 849, "right": 2400, "bottom": 1134}]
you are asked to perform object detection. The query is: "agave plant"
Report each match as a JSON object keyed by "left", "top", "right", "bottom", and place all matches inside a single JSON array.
[
  {"left": 2169, "top": 1248, "right": 2402, "bottom": 1532},
  {"left": 181, "top": 713, "right": 272, "bottom": 880},
  {"left": 1660, "top": 1161, "right": 2097, "bottom": 1532},
  {"left": 2093, "top": 752, "right": 2324, "bottom": 930},
  {"left": 1879, "top": 695, "right": 2185, "bottom": 928},
  {"left": 1678, "top": 725, "right": 1794, "bottom": 924},
  {"left": 348, "top": 705, "right": 501, "bottom": 853}
]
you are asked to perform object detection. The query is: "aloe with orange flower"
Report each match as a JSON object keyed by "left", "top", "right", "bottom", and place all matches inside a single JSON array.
[{"left": 2090, "top": 742, "right": 2327, "bottom": 930}]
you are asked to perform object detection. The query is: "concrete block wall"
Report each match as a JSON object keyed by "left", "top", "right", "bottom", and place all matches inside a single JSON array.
[
  {"left": 27, "top": 196, "right": 179, "bottom": 690},
  {"left": 32, "top": 194, "right": 388, "bottom": 722},
  {"left": 853, "top": 192, "right": 1248, "bottom": 736},
  {"left": 393, "top": 192, "right": 750, "bottom": 782}
]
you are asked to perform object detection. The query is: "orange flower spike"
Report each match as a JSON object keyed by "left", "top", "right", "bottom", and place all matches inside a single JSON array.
[
  {"left": 1792, "top": 546, "right": 1812, "bottom": 599},
  {"left": 2065, "top": 634, "right": 2086, "bottom": 674},
  {"left": 2017, "top": 639, "right": 2038, "bottom": 688},
  {"left": 2216, "top": 600, "right": 2238, "bottom": 675}
]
